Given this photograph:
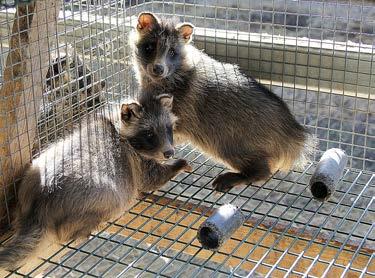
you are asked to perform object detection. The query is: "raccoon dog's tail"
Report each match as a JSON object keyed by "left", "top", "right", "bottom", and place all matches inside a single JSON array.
[
  {"left": 294, "top": 131, "right": 319, "bottom": 170},
  {"left": 0, "top": 219, "right": 43, "bottom": 271}
]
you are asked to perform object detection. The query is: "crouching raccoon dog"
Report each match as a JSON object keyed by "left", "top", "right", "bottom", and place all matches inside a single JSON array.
[
  {"left": 0, "top": 94, "right": 191, "bottom": 270},
  {"left": 131, "top": 12, "right": 317, "bottom": 192}
]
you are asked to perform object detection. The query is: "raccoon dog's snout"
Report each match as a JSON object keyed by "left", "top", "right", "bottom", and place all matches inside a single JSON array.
[
  {"left": 153, "top": 64, "right": 165, "bottom": 76},
  {"left": 161, "top": 118, "right": 175, "bottom": 159},
  {"left": 147, "top": 63, "right": 167, "bottom": 79},
  {"left": 163, "top": 149, "right": 174, "bottom": 159}
]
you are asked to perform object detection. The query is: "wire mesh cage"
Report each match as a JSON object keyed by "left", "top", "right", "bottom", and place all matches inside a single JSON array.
[{"left": 0, "top": 0, "right": 374, "bottom": 277}]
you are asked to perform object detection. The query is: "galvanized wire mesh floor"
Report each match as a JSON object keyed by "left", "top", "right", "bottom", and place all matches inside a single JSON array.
[{"left": 3, "top": 144, "right": 374, "bottom": 278}]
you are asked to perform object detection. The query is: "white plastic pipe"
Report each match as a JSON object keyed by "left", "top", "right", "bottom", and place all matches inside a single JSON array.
[
  {"left": 197, "top": 204, "right": 245, "bottom": 250},
  {"left": 309, "top": 148, "right": 348, "bottom": 201}
]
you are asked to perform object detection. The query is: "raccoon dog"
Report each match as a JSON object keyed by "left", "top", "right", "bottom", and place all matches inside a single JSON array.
[
  {"left": 130, "top": 12, "right": 316, "bottom": 192},
  {"left": 0, "top": 94, "right": 190, "bottom": 270}
]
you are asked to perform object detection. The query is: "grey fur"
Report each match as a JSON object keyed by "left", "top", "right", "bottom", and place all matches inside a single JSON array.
[
  {"left": 131, "top": 12, "right": 317, "bottom": 192},
  {"left": 0, "top": 96, "right": 190, "bottom": 270}
]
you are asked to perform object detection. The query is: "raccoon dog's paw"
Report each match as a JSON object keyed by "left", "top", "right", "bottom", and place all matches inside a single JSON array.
[
  {"left": 212, "top": 172, "right": 249, "bottom": 192},
  {"left": 174, "top": 159, "right": 193, "bottom": 173},
  {"left": 212, "top": 174, "right": 234, "bottom": 192}
]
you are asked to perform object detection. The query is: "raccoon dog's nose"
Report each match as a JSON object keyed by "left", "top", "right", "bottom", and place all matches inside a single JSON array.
[
  {"left": 153, "top": 64, "right": 164, "bottom": 76},
  {"left": 163, "top": 149, "right": 174, "bottom": 159}
]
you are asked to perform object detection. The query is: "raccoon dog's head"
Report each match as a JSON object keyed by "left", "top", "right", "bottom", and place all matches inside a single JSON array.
[
  {"left": 120, "top": 94, "right": 178, "bottom": 161},
  {"left": 131, "top": 12, "right": 194, "bottom": 81}
]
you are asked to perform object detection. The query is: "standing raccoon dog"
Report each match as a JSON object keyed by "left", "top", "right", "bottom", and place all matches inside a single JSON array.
[
  {"left": 0, "top": 94, "right": 190, "bottom": 271},
  {"left": 130, "top": 12, "right": 317, "bottom": 192}
]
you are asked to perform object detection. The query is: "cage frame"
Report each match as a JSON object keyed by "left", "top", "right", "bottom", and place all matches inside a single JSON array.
[{"left": 0, "top": 0, "right": 374, "bottom": 277}]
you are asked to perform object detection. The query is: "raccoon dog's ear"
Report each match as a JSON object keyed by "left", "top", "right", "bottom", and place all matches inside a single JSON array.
[
  {"left": 176, "top": 23, "right": 194, "bottom": 43},
  {"left": 156, "top": 94, "right": 173, "bottom": 110},
  {"left": 137, "top": 12, "right": 159, "bottom": 32},
  {"left": 121, "top": 102, "right": 142, "bottom": 122}
]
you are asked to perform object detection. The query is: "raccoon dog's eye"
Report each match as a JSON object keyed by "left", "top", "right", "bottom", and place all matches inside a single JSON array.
[
  {"left": 146, "top": 130, "right": 154, "bottom": 138},
  {"left": 145, "top": 43, "right": 155, "bottom": 52},
  {"left": 168, "top": 48, "right": 175, "bottom": 57}
]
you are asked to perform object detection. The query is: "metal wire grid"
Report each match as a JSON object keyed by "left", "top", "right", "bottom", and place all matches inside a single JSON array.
[
  {"left": 0, "top": 1, "right": 373, "bottom": 176},
  {"left": 101, "top": 0, "right": 370, "bottom": 171},
  {"left": 0, "top": 0, "right": 374, "bottom": 276},
  {"left": 58, "top": 0, "right": 375, "bottom": 170},
  {"left": 0, "top": 0, "right": 133, "bottom": 226},
  {"left": 0, "top": 0, "right": 373, "bottom": 167},
  {"left": 183, "top": 0, "right": 375, "bottom": 171},
  {"left": 3, "top": 145, "right": 374, "bottom": 277}
]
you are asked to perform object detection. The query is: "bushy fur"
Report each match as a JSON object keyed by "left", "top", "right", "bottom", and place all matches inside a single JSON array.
[
  {"left": 131, "top": 12, "right": 317, "bottom": 191},
  {"left": 0, "top": 95, "right": 190, "bottom": 271}
]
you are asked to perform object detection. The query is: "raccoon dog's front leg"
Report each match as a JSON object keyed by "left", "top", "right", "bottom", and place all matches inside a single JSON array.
[
  {"left": 213, "top": 157, "right": 271, "bottom": 192},
  {"left": 140, "top": 159, "right": 192, "bottom": 192}
]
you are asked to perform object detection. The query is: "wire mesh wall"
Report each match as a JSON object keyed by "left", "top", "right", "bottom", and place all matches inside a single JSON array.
[{"left": 0, "top": 0, "right": 374, "bottom": 277}]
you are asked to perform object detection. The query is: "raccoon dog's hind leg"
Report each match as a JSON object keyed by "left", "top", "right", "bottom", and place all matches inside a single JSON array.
[
  {"left": 0, "top": 217, "right": 44, "bottom": 271},
  {"left": 212, "top": 156, "right": 272, "bottom": 192},
  {"left": 55, "top": 212, "right": 105, "bottom": 242}
]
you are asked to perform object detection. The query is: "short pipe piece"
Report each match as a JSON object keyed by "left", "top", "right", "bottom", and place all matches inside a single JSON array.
[
  {"left": 309, "top": 148, "right": 348, "bottom": 202},
  {"left": 197, "top": 204, "right": 245, "bottom": 250}
]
